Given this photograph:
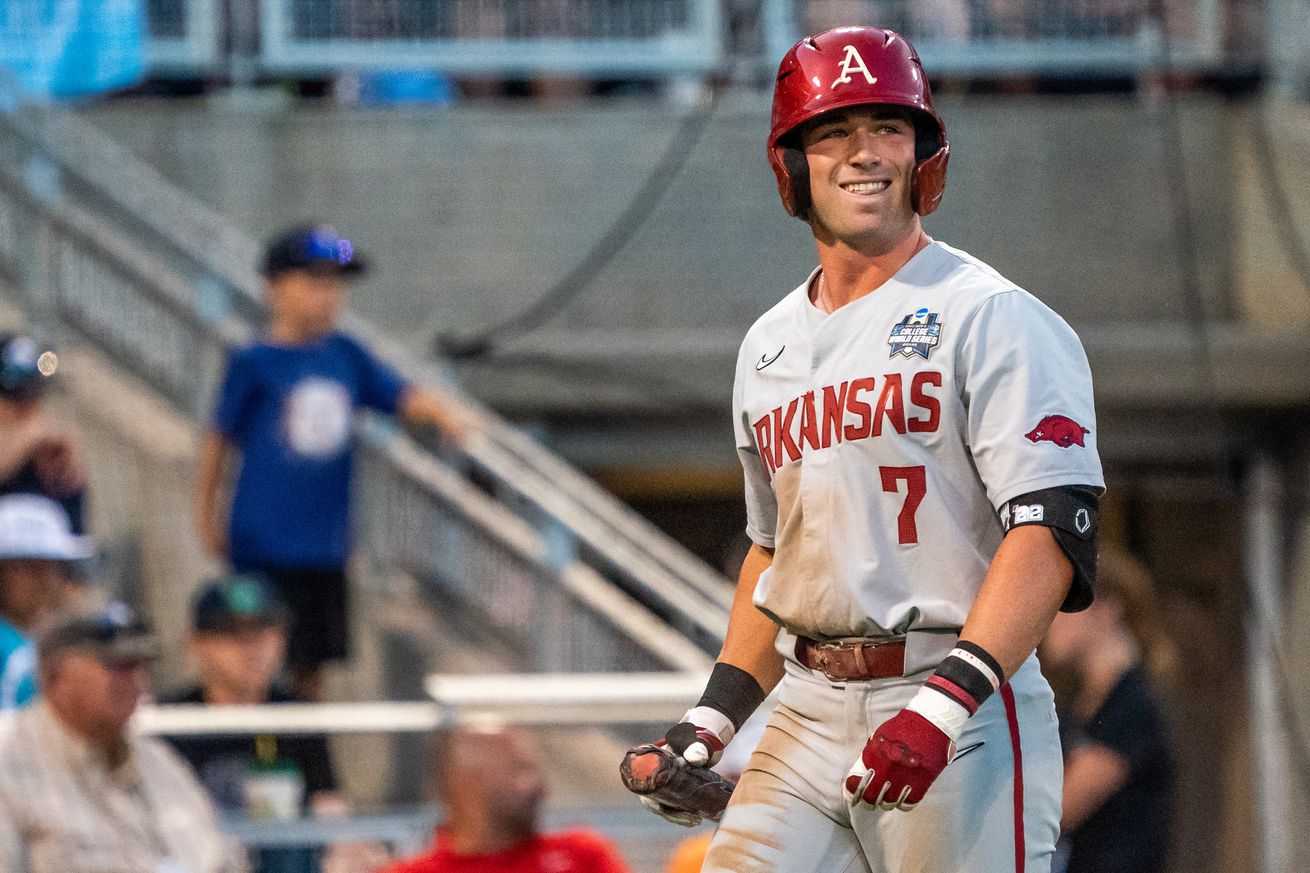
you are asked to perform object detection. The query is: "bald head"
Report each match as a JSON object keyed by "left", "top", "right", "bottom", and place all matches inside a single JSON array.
[{"left": 430, "top": 723, "right": 547, "bottom": 839}]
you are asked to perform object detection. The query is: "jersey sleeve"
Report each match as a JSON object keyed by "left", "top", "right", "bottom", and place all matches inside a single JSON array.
[
  {"left": 349, "top": 338, "right": 409, "bottom": 416},
  {"left": 211, "top": 346, "right": 257, "bottom": 440},
  {"left": 734, "top": 347, "right": 777, "bottom": 548},
  {"left": 957, "top": 290, "right": 1104, "bottom": 509}
]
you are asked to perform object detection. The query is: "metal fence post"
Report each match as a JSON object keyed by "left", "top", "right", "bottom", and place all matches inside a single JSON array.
[{"left": 1243, "top": 452, "right": 1294, "bottom": 873}]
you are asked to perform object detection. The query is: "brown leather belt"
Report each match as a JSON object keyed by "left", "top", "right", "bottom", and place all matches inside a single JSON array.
[{"left": 794, "top": 636, "right": 907, "bottom": 681}]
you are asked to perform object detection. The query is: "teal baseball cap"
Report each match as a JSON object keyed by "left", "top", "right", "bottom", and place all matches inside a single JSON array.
[{"left": 191, "top": 574, "right": 290, "bottom": 633}]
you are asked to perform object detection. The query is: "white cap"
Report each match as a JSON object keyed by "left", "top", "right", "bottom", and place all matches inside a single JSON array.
[{"left": 0, "top": 494, "right": 93, "bottom": 562}]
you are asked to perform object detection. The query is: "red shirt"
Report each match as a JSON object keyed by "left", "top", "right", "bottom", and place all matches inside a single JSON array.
[{"left": 382, "top": 829, "right": 632, "bottom": 873}]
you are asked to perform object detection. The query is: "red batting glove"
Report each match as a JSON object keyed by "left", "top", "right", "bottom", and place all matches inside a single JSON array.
[
  {"left": 844, "top": 643, "right": 1002, "bottom": 811},
  {"left": 843, "top": 708, "right": 957, "bottom": 811}
]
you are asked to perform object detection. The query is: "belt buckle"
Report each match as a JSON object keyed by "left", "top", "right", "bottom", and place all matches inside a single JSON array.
[{"left": 811, "top": 642, "right": 842, "bottom": 680}]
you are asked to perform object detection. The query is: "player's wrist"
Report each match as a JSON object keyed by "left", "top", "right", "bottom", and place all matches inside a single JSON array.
[
  {"left": 680, "top": 705, "right": 736, "bottom": 746},
  {"left": 926, "top": 641, "right": 1004, "bottom": 715},
  {"left": 904, "top": 686, "right": 969, "bottom": 744},
  {"left": 695, "top": 661, "right": 767, "bottom": 734}
]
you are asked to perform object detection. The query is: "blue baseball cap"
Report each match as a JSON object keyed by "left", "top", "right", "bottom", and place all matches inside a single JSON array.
[{"left": 261, "top": 225, "right": 367, "bottom": 279}]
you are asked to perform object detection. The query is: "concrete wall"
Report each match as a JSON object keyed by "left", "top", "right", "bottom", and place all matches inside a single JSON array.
[{"left": 80, "top": 94, "right": 1276, "bottom": 343}]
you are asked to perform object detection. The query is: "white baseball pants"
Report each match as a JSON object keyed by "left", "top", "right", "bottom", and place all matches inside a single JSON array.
[{"left": 702, "top": 650, "right": 1062, "bottom": 873}]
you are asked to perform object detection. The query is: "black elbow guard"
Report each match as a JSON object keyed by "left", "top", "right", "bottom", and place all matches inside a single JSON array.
[{"left": 999, "top": 485, "right": 1100, "bottom": 612}]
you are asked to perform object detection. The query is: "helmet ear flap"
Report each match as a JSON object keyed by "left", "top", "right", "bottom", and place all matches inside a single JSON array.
[
  {"left": 912, "top": 144, "right": 949, "bottom": 216},
  {"left": 779, "top": 145, "right": 811, "bottom": 219}
]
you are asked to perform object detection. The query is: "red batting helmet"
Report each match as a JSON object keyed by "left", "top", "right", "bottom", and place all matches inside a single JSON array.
[{"left": 768, "top": 27, "right": 949, "bottom": 218}]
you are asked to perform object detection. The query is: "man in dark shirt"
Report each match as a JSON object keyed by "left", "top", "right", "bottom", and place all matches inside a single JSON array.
[
  {"left": 161, "top": 574, "right": 340, "bottom": 873},
  {"left": 0, "top": 334, "right": 86, "bottom": 534},
  {"left": 161, "top": 574, "right": 339, "bottom": 807}
]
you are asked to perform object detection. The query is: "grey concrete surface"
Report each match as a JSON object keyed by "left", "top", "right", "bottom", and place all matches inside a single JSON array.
[{"left": 80, "top": 95, "right": 1236, "bottom": 339}]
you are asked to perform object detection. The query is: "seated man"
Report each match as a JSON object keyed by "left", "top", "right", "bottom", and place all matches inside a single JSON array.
[
  {"left": 0, "top": 494, "right": 93, "bottom": 709},
  {"left": 161, "top": 574, "right": 340, "bottom": 811},
  {"left": 381, "top": 723, "right": 631, "bottom": 873},
  {"left": 160, "top": 574, "right": 344, "bottom": 873},
  {"left": 0, "top": 605, "right": 243, "bottom": 873}
]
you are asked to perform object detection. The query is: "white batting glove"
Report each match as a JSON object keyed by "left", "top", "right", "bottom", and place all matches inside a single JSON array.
[{"left": 665, "top": 706, "right": 737, "bottom": 767}]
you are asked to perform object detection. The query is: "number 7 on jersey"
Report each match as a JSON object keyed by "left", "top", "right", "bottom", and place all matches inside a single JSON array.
[{"left": 880, "top": 465, "right": 926, "bottom": 545}]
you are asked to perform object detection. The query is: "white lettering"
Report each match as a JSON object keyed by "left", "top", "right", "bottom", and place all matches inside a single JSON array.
[
  {"left": 1014, "top": 505, "right": 1044, "bottom": 524},
  {"left": 831, "top": 45, "right": 878, "bottom": 89}
]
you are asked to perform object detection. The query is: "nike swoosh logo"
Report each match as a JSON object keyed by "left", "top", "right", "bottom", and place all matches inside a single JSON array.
[
  {"left": 952, "top": 742, "right": 984, "bottom": 762},
  {"left": 756, "top": 346, "right": 785, "bottom": 371}
]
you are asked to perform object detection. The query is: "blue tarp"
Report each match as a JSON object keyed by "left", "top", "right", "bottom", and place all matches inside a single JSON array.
[{"left": 0, "top": 0, "right": 144, "bottom": 100}]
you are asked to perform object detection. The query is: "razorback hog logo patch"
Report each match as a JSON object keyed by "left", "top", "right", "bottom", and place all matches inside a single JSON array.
[{"left": 1025, "top": 415, "right": 1089, "bottom": 448}]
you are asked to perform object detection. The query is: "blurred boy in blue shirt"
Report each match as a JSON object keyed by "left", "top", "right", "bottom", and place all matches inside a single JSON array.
[{"left": 195, "top": 225, "right": 467, "bottom": 700}]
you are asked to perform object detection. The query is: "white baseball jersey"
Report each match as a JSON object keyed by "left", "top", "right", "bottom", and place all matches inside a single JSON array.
[{"left": 733, "top": 241, "right": 1104, "bottom": 639}]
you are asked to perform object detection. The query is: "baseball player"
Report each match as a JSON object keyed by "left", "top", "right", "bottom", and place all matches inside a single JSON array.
[{"left": 623, "top": 27, "right": 1103, "bottom": 873}]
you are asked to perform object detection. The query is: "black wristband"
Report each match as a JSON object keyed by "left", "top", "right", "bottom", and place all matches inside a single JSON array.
[
  {"left": 925, "top": 640, "right": 1004, "bottom": 716},
  {"left": 696, "top": 662, "right": 767, "bottom": 730}
]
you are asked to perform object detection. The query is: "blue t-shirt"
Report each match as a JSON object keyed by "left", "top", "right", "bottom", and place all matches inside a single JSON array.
[
  {"left": 213, "top": 332, "right": 408, "bottom": 569},
  {"left": 0, "top": 619, "right": 36, "bottom": 710}
]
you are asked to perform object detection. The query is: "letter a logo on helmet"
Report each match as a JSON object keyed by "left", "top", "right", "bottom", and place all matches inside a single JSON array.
[
  {"left": 831, "top": 45, "right": 877, "bottom": 89},
  {"left": 768, "top": 27, "right": 950, "bottom": 218}
]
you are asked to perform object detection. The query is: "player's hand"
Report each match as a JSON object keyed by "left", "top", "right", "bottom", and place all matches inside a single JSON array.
[
  {"left": 843, "top": 708, "right": 955, "bottom": 811},
  {"left": 662, "top": 705, "right": 734, "bottom": 767},
  {"left": 625, "top": 705, "right": 735, "bottom": 824}
]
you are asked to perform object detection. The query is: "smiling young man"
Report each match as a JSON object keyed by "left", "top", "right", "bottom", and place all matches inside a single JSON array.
[{"left": 623, "top": 27, "right": 1104, "bottom": 873}]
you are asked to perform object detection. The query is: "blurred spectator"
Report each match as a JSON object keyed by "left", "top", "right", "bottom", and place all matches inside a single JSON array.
[
  {"left": 379, "top": 723, "right": 631, "bottom": 873},
  {"left": 0, "top": 334, "right": 88, "bottom": 534},
  {"left": 0, "top": 494, "right": 94, "bottom": 709},
  {"left": 194, "top": 225, "right": 468, "bottom": 701},
  {"left": 0, "top": 604, "right": 245, "bottom": 872},
  {"left": 1040, "top": 547, "right": 1177, "bottom": 873},
  {"left": 160, "top": 573, "right": 353, "bottom": 873}
]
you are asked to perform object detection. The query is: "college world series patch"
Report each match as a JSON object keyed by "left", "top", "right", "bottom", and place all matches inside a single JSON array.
[{"left": 888, "top": 309, "right": 943, "bottom": 359}]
